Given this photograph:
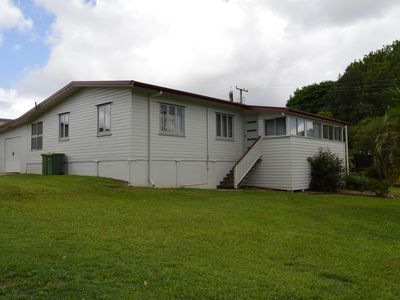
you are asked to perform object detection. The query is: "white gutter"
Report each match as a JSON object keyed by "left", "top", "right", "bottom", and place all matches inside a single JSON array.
[
  {"left": 345, "top": 125, "right": 350, "bottom": 175},
  {"left": 148, "top": 91, "right": 163, "bottom": 187}
]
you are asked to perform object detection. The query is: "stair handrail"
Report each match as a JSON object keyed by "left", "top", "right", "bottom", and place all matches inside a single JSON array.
[{"left": 233, "top": 136, "right": 262, "bottom": 188}]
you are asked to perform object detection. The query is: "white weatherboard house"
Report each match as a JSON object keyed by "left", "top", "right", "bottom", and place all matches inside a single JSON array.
[{"left": 0, "top": 81, "right": 349, "bottom": 190}]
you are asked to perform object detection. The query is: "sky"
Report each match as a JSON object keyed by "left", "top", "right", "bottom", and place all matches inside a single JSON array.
[{"left": 0, "top": 0, "right": 400, "bottom": 119}]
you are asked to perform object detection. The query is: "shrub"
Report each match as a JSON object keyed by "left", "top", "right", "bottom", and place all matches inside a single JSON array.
[
  {"left": 343, "top": 174, "right": 370, "bottom": 191},
  {"left": 344, "top": 173, "right": 390, "bottom": 196},
  {"left": 365, "top": 165, "right": 381, "bottom": 180},
  {"left": 307, "top": 148, "right": 345, "bottom": 192},
  {"left": 368, "top": 179, "right": 390, "bottom": 196}
]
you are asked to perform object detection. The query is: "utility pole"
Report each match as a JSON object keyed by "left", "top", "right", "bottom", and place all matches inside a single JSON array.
[{"left": 235, "top": 86, "right": 248, "bottom": 104}]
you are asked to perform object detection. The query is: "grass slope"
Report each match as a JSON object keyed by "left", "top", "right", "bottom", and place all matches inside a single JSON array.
[{"left": 0, "top": 175, "right": 399, "bottom": 299}]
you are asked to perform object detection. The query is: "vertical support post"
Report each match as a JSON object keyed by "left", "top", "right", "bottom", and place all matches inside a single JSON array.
[{"left": 345, "top": 125, "right": 350, "bottom": 175}]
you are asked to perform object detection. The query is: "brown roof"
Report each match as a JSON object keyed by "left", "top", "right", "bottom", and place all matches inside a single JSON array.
[{"left": 0, "top": 80, "right": 349, "bottom": 132}]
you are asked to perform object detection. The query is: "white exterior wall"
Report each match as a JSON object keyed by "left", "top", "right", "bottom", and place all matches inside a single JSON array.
[
  {"left": 1, "top": 88, "right": 132, "bottom": 180},
  {"left": 129, "top": 92, "right": 244, "bottom": 188},
  {"left": 243, "top": 136, "right": 292, "bottom": 190},
  {"left": 290, "top": 136, "right": 346, "bottom": 190},
  {"left": 0, "top": 87, "right": 245, "bottom": 189},
  {"left": 0, "top": 86, "right": 347, "bottom": 190}
]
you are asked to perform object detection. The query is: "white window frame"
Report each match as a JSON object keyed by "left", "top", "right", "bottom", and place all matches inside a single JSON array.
[
  {"left": 59, "top": 113, "right": 70, "bottom": 141},
  {"left": 290, "top": 117, "right": 305, "bottom": 136},
  {"left": 264, "top": 117, "right": 287, "bottom": 136},
  {"left": 216, "top": 112, "right": 234, "bottom": 140},
  {"left": 97, "top": 103, "right": 111, "bottom": 136},
  {"left": 306, "top": 121, "right": 322, "bottom": 139},
  {"left": 31, "top": 121, "right": 43, "bottom": 151},
  {"left": 159, "top": 103, "right": 185, "bottom": 136}
]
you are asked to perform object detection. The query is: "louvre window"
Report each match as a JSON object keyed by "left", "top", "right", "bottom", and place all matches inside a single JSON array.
[
  {"left": 31, "top": 122, "right": 43, "bottom": 151},
  {"left": 59, "top": 113, "right": 70, "bottom": 140},
  {"left": 216, "top": 113, "right": 233, "bottom": 139}
]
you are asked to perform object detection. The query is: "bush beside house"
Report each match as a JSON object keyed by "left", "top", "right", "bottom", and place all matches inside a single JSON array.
[{"left": 307, "top": 148, "right": 344, "bottom": 192}]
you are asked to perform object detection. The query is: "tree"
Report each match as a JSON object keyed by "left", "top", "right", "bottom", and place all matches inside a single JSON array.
[
  {"left": 286, "top": 81, "right": 335, "bottom": 114},
  {"left": 286, "top": 40, "right": 400, "bottom": 123},
  {"left": 375, "top": 88, "right": 400, "bottom": 183}
]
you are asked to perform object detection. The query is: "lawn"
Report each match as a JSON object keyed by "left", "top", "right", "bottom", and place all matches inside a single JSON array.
[
  {"left": 1, "top": 175, "right": 399, "bottom": 299},
  {"left": 390, "top": 186, "right": 400, "bottom": 195}
]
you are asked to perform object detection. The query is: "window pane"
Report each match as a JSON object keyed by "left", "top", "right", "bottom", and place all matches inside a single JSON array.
[
  {"left": 160, "top": 104, "right": 167, "bottom": 132},
  {"left": 265, "top": 119, "right": 275, "bottom": 136},
  {"left": 290, "top": 118, "right": 297, "bottom": 135},
  {"left": 32, "top": 123, "right": 36, "bottom": 136},
  {"left": 328, "top": 125, "right": 334, "bottom": 140},
  {"left": 168, "top": 106, "right": 176, "bottom": 132},
  {"left": 105, "top": 104, "right": 111, "bottom": 131},
  {"left": 297, "top": 118, "right": 305, "bottom": 136},
  {"left": 31, "top": 137, "right": 36, "bottom": 150},
  {"left": 37, "top": 122, "right": 43, "bottom": 135},
  {"left": 98, "top": 106, "right": 105, "bottom": 132},
  {"left": 37, "top": 136, "right": 43, "bottom": 150},
  {"left": 227, "top": 116, "right": 233, "bottom": 138},
  {"left": 65, "top": 123, "right": 69, "bottom": 137},
  {"left": 306, "top": 120, "right": 314, "bottom": 137},
  {"left": 59, "top": 115, "right": 64, "bottom": 138},
  {"left": 177, "top": 107, "right": 184, "bottom": 135},
  {"left": 222, "top": 115, "right": 227, "bottom": 137},
  {"left": 323, "top": 125, "right": 329, "bottom": 139},
  {"left": 216, "top": 114, "right": 221, "bottom": 136},
  {"left": 276, "top": 117, "right": 286, "bottom": 135},
  {"left": 335, "top": 127, "right": 342, "bottom": 141},
  {"left": 314, "top": 122, "right": 322, "bottom": 138}
]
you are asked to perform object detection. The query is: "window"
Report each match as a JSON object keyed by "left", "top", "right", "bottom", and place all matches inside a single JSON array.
[
  {"left": 216, "top": 113, "right": 233, "bottom": 139},
  {"left": 290, "top": 117, "right": 306, "bottom": 136},
  {"left": 160, "top": 103, "right": 185, "bottom": 136},
  {"left": 328, "top": 125, "right": 334, "bottom": 140},
  {"left": 314, "top": 122, "right": 322, "bottom": 139},
  {"left": 31, "top": 122, "right": 43, "bottom": 151},
  {"left": 306, "top": 121, "right": 322, "bottom": 138},
  {"left": 297, "top": 118, "right": 305, "bottom": 136},
  {"left": 334, "top": 127, "right": 343, "bottom": 141},
  {"left": 323, "top": 124, "right": 334, "bottom": 140},
  {"left": 59, "top": 113, "right": 70, "bottom": 140},
  {"left": 323, "top": 124, "right": 329, "bottom": 139},
  {"left": 306, "top": 120, "right": 314, "bottom": 137},
  {"left": 290, "top": 118, "right": 297, "bottom": 135},
  {"left": 265, "top": 117, "right": 286, "bottom": 136},
  {"left": 97, "top": 103, "right": 111, "bottom": 136}
]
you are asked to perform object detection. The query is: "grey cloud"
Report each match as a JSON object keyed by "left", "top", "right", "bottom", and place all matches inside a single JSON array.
[
  {"left": 3, "top": 0, "right": 400, "bottom": 118},
  {"left": 262, "top": 0, "right": 400, "bottom": 28}
]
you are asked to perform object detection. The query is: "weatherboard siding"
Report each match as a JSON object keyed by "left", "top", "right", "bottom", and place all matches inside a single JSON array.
[
  {"left": 25, "top": 88, "right": 132, "bottom": 179},
  {"left": 129, "top": 92, "right": 244, "bottom": 187},
  {"left": 243, "top": 136, "right": 292, "bottom": 190},
  {"left": 0, "top": 85, "right": 348, "bottom": 190},
  {"left": 290, "top": 136, "right": 346, "bottom": 190}
]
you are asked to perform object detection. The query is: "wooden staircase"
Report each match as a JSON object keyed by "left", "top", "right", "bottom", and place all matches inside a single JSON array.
[
  {"left": 218, "top": 136, "right": 262, "bottom": 189},
  {"left": 217, "top": 158, "right": 261, "bottom": 189}
]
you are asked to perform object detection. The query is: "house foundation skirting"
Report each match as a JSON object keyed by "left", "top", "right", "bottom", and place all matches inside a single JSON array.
[{"left": 25, "top": 159, "right": 236, "bottom": 189}]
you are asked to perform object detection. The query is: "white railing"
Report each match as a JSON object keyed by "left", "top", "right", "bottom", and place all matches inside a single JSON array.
[{"left": 233, "top": 136, "right": 262, "bottom": 188}]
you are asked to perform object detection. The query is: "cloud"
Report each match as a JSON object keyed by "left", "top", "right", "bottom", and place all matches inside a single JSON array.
[
  {"left": 262, "top": 0, "right": 400, "bottom": 28},
  {"left": 2, "top": 0, "right": 400, "bottom": 118},
  {"left": 0, "top": 88, "right": 35, "bottom": 119},
  {"left": 0, "top": 0, "right": 32, "bottom": 44}
]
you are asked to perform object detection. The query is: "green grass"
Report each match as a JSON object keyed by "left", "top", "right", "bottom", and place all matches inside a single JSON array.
[
  {"left": 1, "top": 175, "right": 400, "bottom": 299},
  {"left": 390, "top": 186, "right": 400, "bottom": 195}
]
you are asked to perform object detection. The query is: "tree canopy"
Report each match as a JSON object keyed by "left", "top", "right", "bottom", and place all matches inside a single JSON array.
[{"left": 286, "top": 40, "right": 400, "bottom": 123}]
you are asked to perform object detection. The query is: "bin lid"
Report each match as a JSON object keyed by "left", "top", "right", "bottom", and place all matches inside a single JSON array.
[{"left": 41, "top": 152, "right": 65, "bottom": 156}]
